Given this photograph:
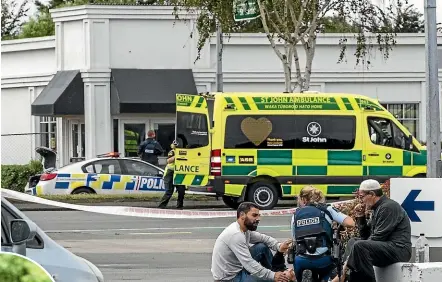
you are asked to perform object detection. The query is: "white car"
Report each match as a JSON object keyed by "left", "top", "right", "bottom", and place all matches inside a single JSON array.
[
  {"left": 25, "top": 148, "right": 167, "bottom": 196},
  {"left": 1, "top": 197, "right": 104, "bottom": 282}
]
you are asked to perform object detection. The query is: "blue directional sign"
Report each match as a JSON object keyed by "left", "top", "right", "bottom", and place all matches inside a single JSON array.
[
  {"left": 401, "top": 189, "right": 435, "bottom": 222},
  {"left": 391, "top": 178, "right": 442, "bottom": 239}
]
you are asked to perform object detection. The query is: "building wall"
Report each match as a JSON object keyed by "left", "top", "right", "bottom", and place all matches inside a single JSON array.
[
  {"left": 1, "top": 37, "right": 55, "bottom": 164},
  {"left": 1, "top": 5, "right": 441, "bottom": 165}
]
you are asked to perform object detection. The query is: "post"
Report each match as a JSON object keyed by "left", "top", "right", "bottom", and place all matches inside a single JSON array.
[
  {"left": 216, "top": 20, "right": 223, "bottom": 92},
  {"left": 424, "top": 0, "right": 441, "bottom": 178}
]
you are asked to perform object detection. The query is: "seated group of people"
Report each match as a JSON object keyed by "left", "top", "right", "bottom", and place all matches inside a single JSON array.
[{"left": 211, "top": 179, "right": 412, "bottom": 282}]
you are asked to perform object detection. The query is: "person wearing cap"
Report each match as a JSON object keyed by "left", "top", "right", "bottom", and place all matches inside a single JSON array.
[
  {"left": 158, "top": 140, "right": 185, "bottom": 209},
  {"left": 138, "top": 130, "right": 164, "bottom": 166},
  {"left": 342, "top": 179, "right": 412, "bottom": 282}
]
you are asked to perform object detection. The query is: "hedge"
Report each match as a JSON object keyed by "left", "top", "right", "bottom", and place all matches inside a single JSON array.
[{"left": 1, "top": 160, "right": 43, "bottom": 192}]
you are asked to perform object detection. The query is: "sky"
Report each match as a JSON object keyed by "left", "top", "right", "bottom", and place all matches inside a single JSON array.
[
  {"left": 20, "top": 0, "right": 442, "bottom": 24},
  {"left": 377, "top": 0, "right": 442, "bottom": 23}
]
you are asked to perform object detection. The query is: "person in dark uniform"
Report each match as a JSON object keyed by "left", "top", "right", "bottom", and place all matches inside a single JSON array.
[
  {"left": 158, "top": 140, "right": 185, "bottom": 209},
  {"left": 343, "top": 179, "right": 412, "bottom": 282},
  {"left": 138, "top": 130, "right": 164, "bottom": 166}
]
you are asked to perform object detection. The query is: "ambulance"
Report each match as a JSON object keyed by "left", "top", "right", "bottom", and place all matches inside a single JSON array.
[{"left": 173, "top": 92, "right": 430, "bottom": 210}]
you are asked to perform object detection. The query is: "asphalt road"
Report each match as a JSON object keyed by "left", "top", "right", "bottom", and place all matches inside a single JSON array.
[
  {"left": 23, "top": 209, "right": 294, "bottom": 282},
  {"left": 23, "top": 209, "right": 442, "bottom": 282}
]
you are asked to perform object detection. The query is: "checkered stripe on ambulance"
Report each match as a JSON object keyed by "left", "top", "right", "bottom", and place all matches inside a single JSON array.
[{"left": 173, "top": 92, "right": 432, "bottom": 210}]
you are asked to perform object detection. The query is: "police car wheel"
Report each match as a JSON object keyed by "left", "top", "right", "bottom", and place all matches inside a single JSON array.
[
  {"left": 247, "top": 182, "right": 278, "bottom": 210},
  {"left": 71, "top": 187, "right": 95, "bottom": 195}
]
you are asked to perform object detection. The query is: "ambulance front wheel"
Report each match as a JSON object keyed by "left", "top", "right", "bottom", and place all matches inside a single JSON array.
[
  {"left": 222, "top": 196, "right": 240, "bottom": 210},
  {"left": 247, "top": 182, "right": 279, "bottom": 210}
]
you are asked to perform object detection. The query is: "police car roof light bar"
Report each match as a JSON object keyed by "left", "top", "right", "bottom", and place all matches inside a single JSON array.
[{"left": 97, "top": 152, "right": 120, "bottom": 158}]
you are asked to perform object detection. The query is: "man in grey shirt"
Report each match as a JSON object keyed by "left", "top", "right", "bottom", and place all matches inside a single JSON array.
[{"left": 211, "top": 202, "right": 294, "bottom": 282}]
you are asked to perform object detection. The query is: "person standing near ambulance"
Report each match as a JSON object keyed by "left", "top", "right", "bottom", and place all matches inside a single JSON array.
[
  {"left": 158, "top": 140, "right": 186, "bottom": 209},
  {"left": 138, "top": 130, "right": 164, "bottom": 166}
]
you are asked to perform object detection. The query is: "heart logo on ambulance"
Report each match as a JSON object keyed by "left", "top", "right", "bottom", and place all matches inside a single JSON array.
[{"left": 241, "top": 117, "right": 273, "bottom": 146}]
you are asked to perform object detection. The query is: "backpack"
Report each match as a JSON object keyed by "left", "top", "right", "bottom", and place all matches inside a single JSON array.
[{"left": 292, "top": 203, "right": 333, "bottom": 255}]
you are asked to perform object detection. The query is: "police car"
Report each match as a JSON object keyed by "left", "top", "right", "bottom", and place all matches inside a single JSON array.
[{"left": 25, "top": 147, "right": 168, "bottom": 196}]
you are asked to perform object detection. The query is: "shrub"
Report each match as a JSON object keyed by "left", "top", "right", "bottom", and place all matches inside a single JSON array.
[{"left": 1, "top": 160, "right": 43, "bottom": 192}]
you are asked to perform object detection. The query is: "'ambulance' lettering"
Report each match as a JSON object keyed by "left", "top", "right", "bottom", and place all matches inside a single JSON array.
[{"left": 176, "top": 165, "right": 200, "bottom": 173}]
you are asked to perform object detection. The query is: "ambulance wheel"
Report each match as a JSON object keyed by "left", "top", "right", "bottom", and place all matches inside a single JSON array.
[
  {"left": 71, "top": 187, "right": 95, "bottom": 195},
  {"left": 222, "top": 196, "right": 240, "bottom": 210},
  {"left": 247, "top": 182, "right": 278, "bottom": 210}
]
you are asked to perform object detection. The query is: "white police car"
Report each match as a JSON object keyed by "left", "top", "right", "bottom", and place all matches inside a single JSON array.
[
  {"left": 1, "top": 196, "right": 104, "bottom": 282},
  {"left": 25, "top": 148, "right": 167, "bottom": 196}
]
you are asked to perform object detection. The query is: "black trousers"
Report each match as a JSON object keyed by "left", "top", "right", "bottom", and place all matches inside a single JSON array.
[
  {"left": 346, "top": 238, "right": 411, "bottom": 282},
  {"left": 158, "top": 170, "right": 185, "bottom": 208}
]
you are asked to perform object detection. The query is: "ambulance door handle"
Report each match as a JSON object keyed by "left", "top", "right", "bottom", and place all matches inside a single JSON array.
[{"left": 177, "top": 158, "right": 187, "bottom": 161}]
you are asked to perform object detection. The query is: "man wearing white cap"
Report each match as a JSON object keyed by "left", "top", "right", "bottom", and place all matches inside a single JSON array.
[{"left": 344, "top": 179, "right": 412, "bottom": 282}]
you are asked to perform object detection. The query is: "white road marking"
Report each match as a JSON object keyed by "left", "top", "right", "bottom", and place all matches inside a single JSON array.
[
  {"left": 44, "top": 225, "right": 289, "bottom": 233},
  {"left": 129, "top": 231, "right": 192, "bottom": 235}
]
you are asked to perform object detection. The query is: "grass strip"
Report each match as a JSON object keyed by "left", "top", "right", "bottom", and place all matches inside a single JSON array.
[{"left": 36, "top": 193, "right": 218, "bottom": 203}]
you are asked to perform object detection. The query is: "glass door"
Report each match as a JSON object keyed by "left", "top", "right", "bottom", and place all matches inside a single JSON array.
[
  {"left": 69, "top": 120, "right": 85, "bottom": 163},
  {"left": 153, "top": 122, "right": 176, "bottom": 155},
  {"left": 120, "top": 122, "right": 147, "bottom": 158}
]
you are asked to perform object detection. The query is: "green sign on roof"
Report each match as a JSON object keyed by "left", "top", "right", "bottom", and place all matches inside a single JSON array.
[{"left": 233, "top": 0, "right": 260, "bottom": 21}]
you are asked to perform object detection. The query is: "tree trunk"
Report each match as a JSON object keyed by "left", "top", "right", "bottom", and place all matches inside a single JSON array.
[
  {"left": 302, "top": 36, "right": 316, "bottom": 92},
  {"left": 283, "top": 61, "right": 291, "bottom": 92}
]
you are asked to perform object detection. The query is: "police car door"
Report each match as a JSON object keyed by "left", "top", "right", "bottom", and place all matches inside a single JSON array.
[{"left": 173, "top": 94, "right": 211, "bottom": 187}]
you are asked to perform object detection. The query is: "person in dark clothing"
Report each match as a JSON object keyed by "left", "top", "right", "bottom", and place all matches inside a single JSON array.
[
  {"left": 138, "top": 130, "right": 164, "bottom": 166},
  {"left": 158, "top": 141, "right": 185, "bottom": 209},
  {"left": 343, "top": 179, "right": 412, "bottom": 282}
]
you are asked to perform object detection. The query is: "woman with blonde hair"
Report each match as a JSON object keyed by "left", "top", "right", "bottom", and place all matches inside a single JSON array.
[{"left": 290, "top": 186, "right": 354, "bottom": 282}]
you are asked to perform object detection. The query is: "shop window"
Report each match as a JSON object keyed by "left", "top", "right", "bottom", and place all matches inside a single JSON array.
[
  {"left": 39, "top": 117, "right": 57, "bottom": 150},
  {"left": 154, "top": 123, "right": 175, "bottom": 154},
  {"left": 381, "top": 103, "right": 419, "bottom": 138}
]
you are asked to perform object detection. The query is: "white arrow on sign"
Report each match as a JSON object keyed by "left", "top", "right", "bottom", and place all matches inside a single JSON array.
[{"left": 390, "top": 178, "right": 441, "bottom": 238}]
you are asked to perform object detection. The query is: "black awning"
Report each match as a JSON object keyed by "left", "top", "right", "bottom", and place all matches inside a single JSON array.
[
  {"left": 31, "top": 70, "right": 84, "bottom": 116},
  {"left": 110, "top": 69, "right": 198, "bottom": 114}
]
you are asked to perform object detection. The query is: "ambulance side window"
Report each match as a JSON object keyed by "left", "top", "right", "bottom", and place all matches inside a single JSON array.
[
  {"left": 176, "top": 112, "right": 209, "bottom": 149},
  {"left": 293, "top": 115, "right": 356, "bottom": 150},
  {"left": 367, "top": 117, "right": 416, "bottom": 151}
]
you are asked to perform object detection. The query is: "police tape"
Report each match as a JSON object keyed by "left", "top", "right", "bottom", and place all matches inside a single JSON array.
[{"left": 1, "top": 188, "right": 355, "bottom": 219}]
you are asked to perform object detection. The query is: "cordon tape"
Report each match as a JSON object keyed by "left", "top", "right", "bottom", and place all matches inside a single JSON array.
[{"left": 0, "top": 188, "right": 356, "bottom": 219}]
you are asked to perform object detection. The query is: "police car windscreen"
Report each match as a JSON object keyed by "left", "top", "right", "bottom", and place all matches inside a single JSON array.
[{"left": 176, "top": 112, "right": 209, "bottom": 149}]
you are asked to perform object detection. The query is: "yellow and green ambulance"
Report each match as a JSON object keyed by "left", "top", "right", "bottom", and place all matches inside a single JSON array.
[{"left": 173, "top": 92, "right": 429, "bottom": 210}]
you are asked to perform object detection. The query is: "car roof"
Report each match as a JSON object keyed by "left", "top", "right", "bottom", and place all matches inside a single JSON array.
[{"left": 56, "top": 157, "right": 164, "bottom": 172}]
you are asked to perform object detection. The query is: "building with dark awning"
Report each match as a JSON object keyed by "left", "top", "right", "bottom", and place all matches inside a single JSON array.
[
  {"left": 31, "top": 70, "right": 84, "bottom": 116},
  {"left": 110, "top": 68, "right": 198, "bottom": 114}
]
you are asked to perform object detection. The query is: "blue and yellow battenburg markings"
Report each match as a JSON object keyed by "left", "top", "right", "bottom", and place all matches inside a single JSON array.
[{"left": 54, "top": 173, "right": 165, "bottom": 191}]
